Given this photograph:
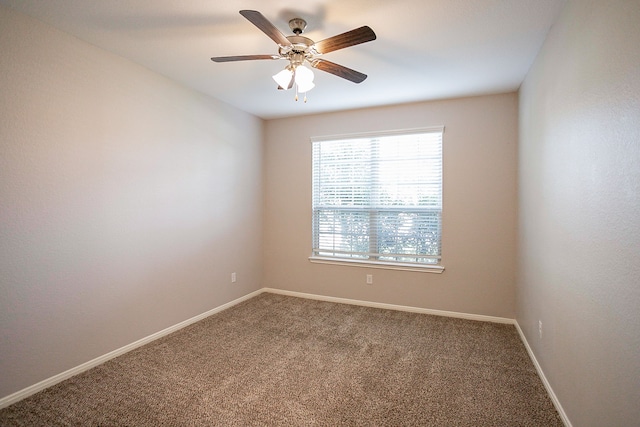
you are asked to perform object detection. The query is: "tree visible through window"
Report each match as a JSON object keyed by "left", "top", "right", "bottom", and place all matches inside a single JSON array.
[{"left": 311, "top": 127, "right": 443, "bottom": 267}]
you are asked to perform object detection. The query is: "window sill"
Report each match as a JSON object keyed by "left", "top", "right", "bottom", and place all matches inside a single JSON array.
[{"left": 308, "top": 256, "right": 445, "bottom": 274}]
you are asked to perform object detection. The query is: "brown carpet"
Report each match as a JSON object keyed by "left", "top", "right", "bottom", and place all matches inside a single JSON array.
[{"left": 0, "top": 293, "right": 562, "bottom": 426}]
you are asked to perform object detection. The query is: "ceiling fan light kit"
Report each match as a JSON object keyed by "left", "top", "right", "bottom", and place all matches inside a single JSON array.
[{"left": 211, "top": 10, "right": 376, "bottom": 103}]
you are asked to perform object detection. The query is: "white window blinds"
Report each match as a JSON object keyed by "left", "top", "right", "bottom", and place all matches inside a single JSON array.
[{"left": 312, "top": 127, "right": 443, "bottom": 266}]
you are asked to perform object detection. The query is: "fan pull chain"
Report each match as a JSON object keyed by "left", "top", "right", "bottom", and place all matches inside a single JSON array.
[{"left": 295, "top": 85, "right": 299, "bottom": 102}]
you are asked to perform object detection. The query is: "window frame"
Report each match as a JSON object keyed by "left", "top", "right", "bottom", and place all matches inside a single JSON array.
[{"left": 309, "top": 127, "right": 445, "bottom": 274}]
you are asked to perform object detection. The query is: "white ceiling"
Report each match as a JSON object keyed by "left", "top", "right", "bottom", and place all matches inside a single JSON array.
[{"left": 0, "top": 0, "right": 565, "bottom": 119}]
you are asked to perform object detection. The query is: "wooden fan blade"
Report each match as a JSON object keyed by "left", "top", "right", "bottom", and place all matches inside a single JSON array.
[
  {"left": 313, "top": 26, "right": 376, "bottom": 54},
  {"left": 211, "top": 55, "right": 278, "bottom": 62},
  {"left": 239, "top": 10, "right": 292, "bottom": 47},
  {"left": 312, "top": 59, "right": 367, "bottom": 83}
]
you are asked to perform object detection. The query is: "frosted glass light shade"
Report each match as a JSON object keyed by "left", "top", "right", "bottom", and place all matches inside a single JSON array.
[
  {"left": 272, "top": 69, "right": 293, "bottom": 89},
  {"left": 295, "top": 65, "right": 314, "bottom": 92},
  {"left": 296, "top": 81, "right": 315, "bottom": 93}
]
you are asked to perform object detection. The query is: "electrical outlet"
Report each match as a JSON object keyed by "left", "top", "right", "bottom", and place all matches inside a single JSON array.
[
  {"left": 538, "top": 320, "right": 543, "bottom": 339},
  {"left": 366, "top": 274, "right": 373, "bottom": 285},
  {"left": 231, "top": 272, "right": 237, "bottom": 283}
]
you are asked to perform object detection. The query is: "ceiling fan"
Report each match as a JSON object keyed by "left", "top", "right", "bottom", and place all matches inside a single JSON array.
[{"left": 211, "top": 10, "right": 376, "bottom": 101}]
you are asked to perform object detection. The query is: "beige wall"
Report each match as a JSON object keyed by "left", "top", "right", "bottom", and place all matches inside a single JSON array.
[
  {"left": 518, "top": 0, "right": 640, "bottom": 425},
  {"left": 13, "top": 3, "right": 639, "bottom": 424},
  {"left": 264, "top": 93, "right": 518, "bottom": 318},
  {"left": 0, "top": 6, "right": 263, "bottom": 399}
]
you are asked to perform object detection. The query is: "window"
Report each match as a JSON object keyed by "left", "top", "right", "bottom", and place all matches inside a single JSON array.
[{"left": 311, "top": 127, "right": 444, "bottom": 272}]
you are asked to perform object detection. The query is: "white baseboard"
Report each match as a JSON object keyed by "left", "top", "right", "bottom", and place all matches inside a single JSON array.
[
  {"left": 0, "top": 289, "right": 263, "bottom": 409},
  {"left": 1, "top": 285, "right": 566, "bottom": 427},
  {"left": 514, "top": 321, "right": 571, "bottom": 427},
  {"left": 262, "top": 288, "right": 515, "bottom": 324}
]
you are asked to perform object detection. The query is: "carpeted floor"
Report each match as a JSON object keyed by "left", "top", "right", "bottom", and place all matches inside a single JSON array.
[{"left": 0, "top": 293, "right": 563, "bottom": 426}]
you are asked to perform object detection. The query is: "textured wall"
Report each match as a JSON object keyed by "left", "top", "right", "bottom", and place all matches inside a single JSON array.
[
  {"left": 518, "top": 0, "right": 640, "bottom": 425},
  {"left": 264, "top": 94, "right": 519, "bottom": 318},
  {"left": 0, "top": 6, "right": 263, "bottom": 399}
]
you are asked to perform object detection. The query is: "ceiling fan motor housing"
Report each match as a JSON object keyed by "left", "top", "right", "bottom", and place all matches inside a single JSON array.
[{"left": 279, "top": 35, "right": 317, "bottom": 65}]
